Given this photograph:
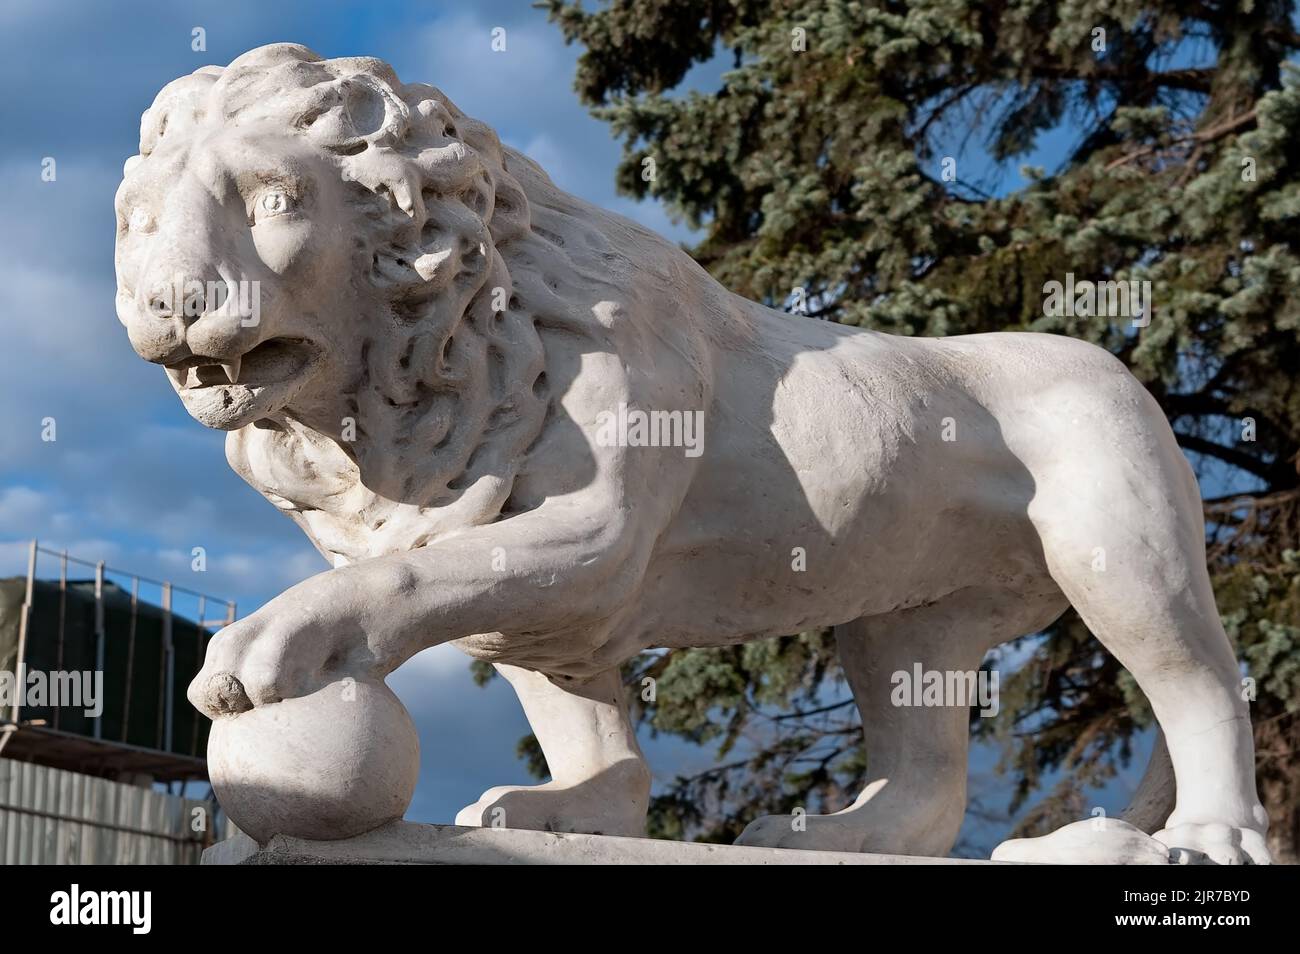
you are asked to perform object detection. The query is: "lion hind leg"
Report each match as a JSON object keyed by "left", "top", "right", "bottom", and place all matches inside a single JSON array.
[
  {"left": 736, "top": 586, "right": 1064, "bottom": 856},
  {"left": 1013, "top": 431, "right": 1270, "bottom": 864}
]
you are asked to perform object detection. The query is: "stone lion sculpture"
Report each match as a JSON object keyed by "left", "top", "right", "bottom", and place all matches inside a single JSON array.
[{"left": 115, "top": 44, "right": 1269, "bottom": 863}]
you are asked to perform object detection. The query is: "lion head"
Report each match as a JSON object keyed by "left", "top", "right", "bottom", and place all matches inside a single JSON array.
[{"left": 115, "top": 43, "right": 566, "bottom": 523}]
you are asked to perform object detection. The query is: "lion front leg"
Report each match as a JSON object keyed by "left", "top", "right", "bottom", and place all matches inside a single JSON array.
[
  {"left": 188, "top": 496, "right": 657, "bottom": 720},
  {"left": 456, "top": 665, "right": 651, "bottom": 837}
]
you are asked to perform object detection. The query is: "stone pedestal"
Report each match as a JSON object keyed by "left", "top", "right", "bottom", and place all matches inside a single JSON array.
[{"left": 202, "top": 821, "right": 994, "bottom": 865}]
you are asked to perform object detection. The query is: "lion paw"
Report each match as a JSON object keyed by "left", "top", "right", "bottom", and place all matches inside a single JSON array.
[
  {"left": 454, "top": 761, "right": 649, "bottom": 838},
  {"left": 992, "top": 818, "right": 1172, "bottom": 864},
  {"left": 1154, "top": 822, "right": 1271, "bottom": 865}
]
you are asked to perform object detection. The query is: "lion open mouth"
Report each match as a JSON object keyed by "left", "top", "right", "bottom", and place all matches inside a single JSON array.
[{"left": 166, "top": 337, "right": 316, "bottom": 392}]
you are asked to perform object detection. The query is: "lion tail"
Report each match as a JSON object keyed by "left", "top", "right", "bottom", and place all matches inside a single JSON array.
[{"left": 1118, "top": 727, "right": 1176, "bottom": 833}]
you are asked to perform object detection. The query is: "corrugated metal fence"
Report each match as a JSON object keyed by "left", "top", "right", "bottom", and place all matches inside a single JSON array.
[{"left": 0, "top": 760, "right": 223, "bottom": 864}]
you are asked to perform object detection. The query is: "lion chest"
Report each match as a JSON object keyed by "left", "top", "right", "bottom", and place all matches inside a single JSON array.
[{"left": 227, "top": 421, "right": 431, "bottom": 565}]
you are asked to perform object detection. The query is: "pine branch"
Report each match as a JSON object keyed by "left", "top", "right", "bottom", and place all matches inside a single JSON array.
[{"left": 1104, "top": 107, "right": 1258, "bottom": 171}]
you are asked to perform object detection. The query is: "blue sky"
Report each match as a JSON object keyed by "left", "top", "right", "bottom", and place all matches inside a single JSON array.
[{"left": 0, "top": 0, "right": 1149, "bottom": 854}]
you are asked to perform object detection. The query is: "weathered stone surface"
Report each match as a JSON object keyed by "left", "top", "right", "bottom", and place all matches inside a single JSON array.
[
  {"left": 202, "top": 822, "right": 998, "bottom": 866},
  {"left": 118, "top": 43, "right": 1270, "bottom": 863}
]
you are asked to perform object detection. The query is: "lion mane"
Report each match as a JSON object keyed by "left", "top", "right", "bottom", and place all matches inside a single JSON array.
[{"left": 129, "top": 43, "right": 612, "bottom": 545}]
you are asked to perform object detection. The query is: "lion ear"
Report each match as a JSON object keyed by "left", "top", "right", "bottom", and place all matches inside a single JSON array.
[{"left": 139, "top": 71, "right": 221, "bottom": 157}]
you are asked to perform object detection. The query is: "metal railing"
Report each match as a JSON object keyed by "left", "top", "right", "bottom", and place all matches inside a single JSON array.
[{"left": 4, "top": 539, "right": 237, "bottom": 755}]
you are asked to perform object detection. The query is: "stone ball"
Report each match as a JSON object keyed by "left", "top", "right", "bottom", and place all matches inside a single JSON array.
[{"left": 208, "top": 678, "right": 419, "bottom": 844}]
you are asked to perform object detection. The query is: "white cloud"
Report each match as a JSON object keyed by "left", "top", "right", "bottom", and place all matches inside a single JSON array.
[{"left": 0, "top": 485, "right": 55, "bottom": 526}]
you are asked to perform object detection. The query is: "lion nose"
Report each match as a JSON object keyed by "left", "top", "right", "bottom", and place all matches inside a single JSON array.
[
  {"left": 123, "top": 283, "right": 189, "bottom": 364},
  {"left": 126, "top": 257, "right": 219, "bottom": 362},
  {"left": 132, "top": 272, "right": 258, "bottom": 362}
]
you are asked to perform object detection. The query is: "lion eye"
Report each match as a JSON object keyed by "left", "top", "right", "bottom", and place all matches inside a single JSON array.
[
  {"left": 259, "top": 191, "right": 292, "bottom": 217},
  {"left": 127, "top": 207, "right": 154, "bottom": 233}
]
